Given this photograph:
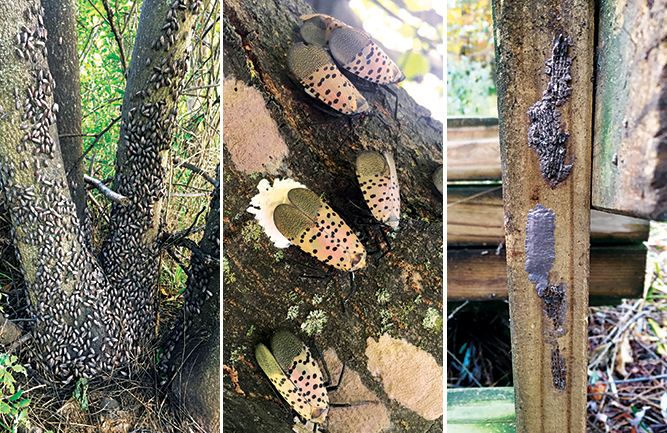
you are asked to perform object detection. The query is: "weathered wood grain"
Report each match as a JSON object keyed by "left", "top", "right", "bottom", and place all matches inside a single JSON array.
[
  {"left": 494, "top": 0, "right": 595, "bottom": 431},
  {"left": 447, "top": 118, "right": 501, "bottom": 181},
  {"left": 447, "top": 186, "right": 650, "bottom": 245},
  {"left": 592, "top": 0, "right": 667, "bottom": 221},
  {"left": 447, "top": 245, "right": 646, "bottom": 303}
]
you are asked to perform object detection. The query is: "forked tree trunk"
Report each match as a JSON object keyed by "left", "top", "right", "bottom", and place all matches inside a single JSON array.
[{"left": 0, "top": 0, "right": 205, "bottom": 384}]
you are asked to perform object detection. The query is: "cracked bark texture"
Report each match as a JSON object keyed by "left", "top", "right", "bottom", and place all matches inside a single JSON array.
[{"left": 223, "top": 0, "right": 443, "bottom": 432}]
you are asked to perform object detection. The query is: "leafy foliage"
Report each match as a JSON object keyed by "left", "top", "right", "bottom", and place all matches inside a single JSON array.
[
  {"left": 73, "top": 378, "right": 89, "bottom": 411},
  {"left": 78, "top": 0, "right": 136, "bottom": 181},
  {"left": 0, "top": 355, "right": 29, "bottom": 432},
  {"left": 447, "top": 0, "right": 497, "bottom": 116},
  {"left": 350, "top": 0, "right": 444, "bottom": 118}
]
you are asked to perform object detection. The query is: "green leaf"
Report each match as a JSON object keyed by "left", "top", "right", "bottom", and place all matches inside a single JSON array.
[
  {"left": 398, "top": 51, "right": 430, "bottom": 78},
  {"left": 18, "top": 399, "right": 30, "bottom": 408},
  {"left": 17, "top": 407, "right": 27, "bottom": 421},
  {"left": 8, "top": 390, "right": 22, "bottom": 401},
  {"left": 0, "top": 402, "right": 10, "bottom": 414},
  {"left": 397, "top": 23, "right": 415, "bottom": 40},
  {"left": 11, "top": 365, "right": 26, "bottom": 375}
]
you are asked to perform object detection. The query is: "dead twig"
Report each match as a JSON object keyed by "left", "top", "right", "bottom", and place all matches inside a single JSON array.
[{"left": 84, "top": 175, "right": 129, "bottom": 206}]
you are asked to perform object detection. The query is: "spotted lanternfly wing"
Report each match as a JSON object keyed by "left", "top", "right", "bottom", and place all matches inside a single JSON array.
[
  {"left": 299, "top": 14, "right": 350, "bottom": 46},
  {"left": 270, "top": 331, "right": 330, "bottom": 424},
  {"left": 255, "top": 331, "right": 329, "bottom": 424},
  {"left": 273, "top": 187, "right": 367, "bottom": 271},
  {"left": 287, "top": 42, "right": 370, "bottom": 115},
  {"left": 329, "top": 27, "right": 406, "bottom": 85},
  {"left": 356, "top": 151, "right": 400, "bottom": 230}
]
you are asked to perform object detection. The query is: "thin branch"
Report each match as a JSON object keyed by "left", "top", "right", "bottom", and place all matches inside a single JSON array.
[
  {"left": 177, "top": 238, "right": 220, "bottom": 268},
  {"left": 84, "top": 174, "right": 129, "bottom": 206},
  {"left": 181, "top": 83, "right": 220, "bottom": 93},
  {"left": 120, "top": 0, "right": 138, "bottom": 35},
  {"left": 7, "top": 334, "right": 31, "bottom": 355},
  {"left": 85, "top": 176, "right": 113, "bottom": 190},
  {"left": 101, "top": 0, "right": 128, "bottom": 71},
  {"left": 58, "top": 133, "right": 99, "bottom": 138},
  {"left": 81, "top": 97, "right": 123, "bottom": 119},
  {"left": 79, "top": 23, "right": 102, "bottom": 65},
  {"left": 172, "top": 183, "right": 215, "bottom": 192},
  {"left": 166, "top": 247, "right": 191, "bottom": 279},
  {"left": 170, "top": 192, "right": 212, "bottom": 198},
  {"left": 67, "top": 115, "right": 121, "bottom": 179},
  {"left": 171, "top": 225, "right": 206, "bottom": 238},
  {"left": 85, "top": 0, "right": 110, "bottom": 25},
  {"left": 177, "top": 160, "right": 218, "bottom": 187},
  {"left": 160, "top": 208, "right": 208, "bottom": 249}
]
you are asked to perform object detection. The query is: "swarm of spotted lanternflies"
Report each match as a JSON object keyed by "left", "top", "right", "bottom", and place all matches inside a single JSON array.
[
  {"left": 103, "top": 0, "right": 204, "bottom": 383},
  {"left": 8, "top": 3, "right": 127, "bottom": 384}
]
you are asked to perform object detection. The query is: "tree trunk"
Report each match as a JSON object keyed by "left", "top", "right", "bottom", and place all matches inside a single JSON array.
[
  {"left": 223, "top": 1, "right": 443, "bottom": 432},
  {"left": 43, "top": 0, "right": 90, "bottom": 236},
  {"left": 168, "top": 168, "right": 220, "bottom": 432},
  {"left": 0, "top": 0, "right": 208, "bottom": 387}
]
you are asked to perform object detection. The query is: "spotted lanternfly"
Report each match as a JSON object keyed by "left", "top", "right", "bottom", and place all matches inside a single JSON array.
[
  {"left": 329, "top": 27, "right": 405, "bottom": 85},
  {"left": 355, "top": 151, "right": 400, "bottom": 230},
  {"left": 256, "top": 330, "right": 370, "bottom": 428},
  {"left": 298, "top": 15, "right": 405, "bottom": 86},
  {"left": 299, "top": 14, "right": 350, "bottom": 47},
  {"left": 287, "top": 42, "right": 370, "bottom": 116},
  {"left": 274, "top": 187, "right": 367, "bottom": 271},
  {"left": 255, "top": 330, "right": 331, "bottom": 425}
]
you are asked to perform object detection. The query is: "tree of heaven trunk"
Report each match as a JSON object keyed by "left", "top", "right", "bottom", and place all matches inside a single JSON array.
[{"left": 0, "top": 0, "right": 206, "bottom": 385}]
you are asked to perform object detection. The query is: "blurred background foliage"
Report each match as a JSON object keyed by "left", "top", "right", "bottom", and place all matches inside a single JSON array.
[
  {"left": 307, "top": 0, "right": 445, "bottom": 121},
  {"left": 447, "top": 0, "right": 497, "bottom": 116}
]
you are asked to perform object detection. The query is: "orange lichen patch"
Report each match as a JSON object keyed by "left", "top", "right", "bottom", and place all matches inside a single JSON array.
[
  {"left": 346, "top": 301, "right": 377, "bottom": 337},
  {"left": 365, "top": 334, "right": 443, "bottom": 420},
  {"left": 223, "top": 365, "right": 245, "bottom": 396},
  {"left": 323, "top": 348, "right": 390, "bottom": 433},
  {"left": 222, "top": 78, "right": 288, "bottom": 174},
  {"left": 401, "top": 264, "right": 423, "bottom": 293}
]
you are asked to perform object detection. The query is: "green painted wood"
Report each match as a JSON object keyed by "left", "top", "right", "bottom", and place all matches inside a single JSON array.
[{"left": 447, "top": 387, "right": 515, "bottom": 432}]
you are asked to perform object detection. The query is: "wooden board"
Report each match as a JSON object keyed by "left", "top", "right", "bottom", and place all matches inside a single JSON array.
[
  {"left": 447, "top": 118, "right": 501, "bottom": 181},
  {"left": 447, "top": 245, "right": 646, "bottom": 303},
  {"left": 494, "top": 1, "right": 595, "bottom": 431},
  {"left": 592, "top": 0, "right": 667, "bottom": 221},
  {"left": 448, "top": 186, "right": 650, "bottom": 245}
]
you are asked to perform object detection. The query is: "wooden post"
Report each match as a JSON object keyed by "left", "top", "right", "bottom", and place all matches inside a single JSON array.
[
  {"left": 592, "top": 0, "right": 667, "bottom": 221},
  {"left": 493, "top": 1, "right": 595, "bottom": 431}
]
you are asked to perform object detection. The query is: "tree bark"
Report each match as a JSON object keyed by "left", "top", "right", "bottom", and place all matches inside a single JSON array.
[
  {"left": 223, "top": 0, "right": 443, "bottom": 432},
  {"left": 0, "top": 0, "right": 208, "bottom": 386},
  {"left": 42, "top": 0, "right": 90, "bottom": 236},
  {"left": 100, "top": 0, "right": 202, "bottom": 357}
]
